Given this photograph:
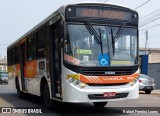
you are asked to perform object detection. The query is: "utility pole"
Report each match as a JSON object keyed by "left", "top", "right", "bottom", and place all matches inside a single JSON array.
[{"left": 145, "top": 30, "right": 148, "bottom": 54}]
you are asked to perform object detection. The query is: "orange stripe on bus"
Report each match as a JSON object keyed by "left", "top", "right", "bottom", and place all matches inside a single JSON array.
[
  {"left": 80, "top": 73, "right": 139, "bottom": 84},
  {"left": 25, "top": 60, "right": 37, "bottom": 78}
]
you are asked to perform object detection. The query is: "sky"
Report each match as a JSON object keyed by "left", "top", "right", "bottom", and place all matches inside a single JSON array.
[{"left": 0, "top": 0, "right": 160, "bottom": 57}]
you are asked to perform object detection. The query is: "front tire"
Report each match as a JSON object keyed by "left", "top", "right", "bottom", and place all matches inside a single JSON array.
[
  {"left": 43, "top": 83, "right": 53, "bottom": 108},
  {"left": 16, "top": 80, "right": 25, "bottom": 98},
  {"left": 93, "top": 102, "right": 108, "bottom": 108}
]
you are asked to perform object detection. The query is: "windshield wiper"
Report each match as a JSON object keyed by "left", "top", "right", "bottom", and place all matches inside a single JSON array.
[
  {"left": 84, "top": 20, "right": 103, "bottom": 55},
  {"left": 99, "top": 28, "right": 103, "bottom": 55},
  {"left": 111, "top": 28, "right": 115, "bottom": 56},
  {"left": 111, "top": 22, "right": 127, "bottom": 57},
  {"left": 114, "top": 23, "right": 126, "bottom": 42},
  {"left": 84, "top": 21, "right": 101, "bottom": 44}
]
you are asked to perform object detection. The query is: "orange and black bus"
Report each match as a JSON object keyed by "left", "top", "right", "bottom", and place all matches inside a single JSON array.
[{"left": 7, "top": 3, "right": 139, "bottom": 108}]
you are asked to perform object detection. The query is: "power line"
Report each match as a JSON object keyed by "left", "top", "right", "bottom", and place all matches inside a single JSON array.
[
  {"left": 140, "top": 8, "right": 160, "bottom": 19},
  {"left": 139, "top": 23, "right": 160, "bottom": 31},
  {"left": 134, "top": 0, "right": 151, "bottom": 10},
  {"left": 139, "top": 10, "right": 160, "bottom": 26},
  {"left": 140, "top": 12, "right": 160, "bottom": 24},
  {"left": 139, "top": 8, "right": 160, "bottom": 28},
  {"left": 139, "top": 16, "right": 160, "bottom": 27}
]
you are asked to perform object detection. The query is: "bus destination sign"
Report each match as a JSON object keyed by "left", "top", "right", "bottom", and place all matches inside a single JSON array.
[{"left": 66, "top": 7, "right": 132, "bottom": 20}]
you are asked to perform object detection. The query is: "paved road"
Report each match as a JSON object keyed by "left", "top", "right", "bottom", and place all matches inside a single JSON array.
[{"left": 0, "top": 84, "right": 160, "bottom": 116}]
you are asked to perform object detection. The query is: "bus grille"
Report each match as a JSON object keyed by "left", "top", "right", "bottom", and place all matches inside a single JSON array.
[{"left": 81, "top": 69, "right": 134, "bottom": 76}]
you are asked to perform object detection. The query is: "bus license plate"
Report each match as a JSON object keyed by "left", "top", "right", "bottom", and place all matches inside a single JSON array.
[{"left": 103, "top": 92, "right": 116, "bottom": 98}]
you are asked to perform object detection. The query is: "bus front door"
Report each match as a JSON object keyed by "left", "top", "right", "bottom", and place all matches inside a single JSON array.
[
  {"left": 50, "top": 23, "right": 62, "bottom": 99},
  {"left": 20, "top": 43, "right": 26, "bottom": 91}
]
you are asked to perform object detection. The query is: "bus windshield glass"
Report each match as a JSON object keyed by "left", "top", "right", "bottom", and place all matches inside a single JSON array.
[{"left": 64, "top": 24, "right": 138, "bottom": 67}]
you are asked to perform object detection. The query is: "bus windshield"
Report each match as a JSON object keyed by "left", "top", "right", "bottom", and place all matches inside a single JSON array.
[{"left": 64, "top": 24, "right": 138, "bottom": 67}]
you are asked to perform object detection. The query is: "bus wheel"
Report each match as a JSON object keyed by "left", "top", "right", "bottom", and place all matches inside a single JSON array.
[
  {"left": 43, "top": 83, "right": 53, "bottom": 108},
  {"left": 93, "top": 102, "right": 108, "bottom": 108},
  {"left": 16, "top": 80, "right": 24, "bottom": 98}
]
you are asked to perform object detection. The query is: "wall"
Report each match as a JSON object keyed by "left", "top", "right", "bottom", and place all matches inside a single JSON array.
[
  {"left": 148, "top": 63, "right": 160, "bottom": 89},
  {"left": 149, "top": 53, "right": 160, "bottom": 63}
]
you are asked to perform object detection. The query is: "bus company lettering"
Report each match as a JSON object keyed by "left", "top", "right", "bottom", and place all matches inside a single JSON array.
[
  {"left": 81, "top": 8, "right": 126, "bottom": 20},
  {"left": 103, "top": 77, "right": 124, "bottom": 81},
  {"left": 81, "top": 9, "right": 98, "bottom": 17},
  {"left": 99, "top": 10, "right": 125, "bottom": 20}
]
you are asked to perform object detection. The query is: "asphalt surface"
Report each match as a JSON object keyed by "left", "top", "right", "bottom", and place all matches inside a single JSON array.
[{"left": 0, "top": 84, "right": 160, "bottom": 116}]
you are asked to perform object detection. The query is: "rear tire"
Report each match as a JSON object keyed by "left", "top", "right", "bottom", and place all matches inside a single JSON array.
[
  {"left": 145, "top": 90, "right": 151, "bottom": 94},
  {"left": 43, "top": 83, "right": 53, "bottom": 108},
  {"left": 93, "top": 102, "right": 108, "bottom": 108}
]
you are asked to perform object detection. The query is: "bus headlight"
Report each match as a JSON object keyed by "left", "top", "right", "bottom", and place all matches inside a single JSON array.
[
  {"left": 66, "top": 76, "right": 86, "bottom": 88},
  {"left": 129, "top": 77, "right": 139, "bottom": 86},
  {"left": 79, "top": 83, "right": 86, "bottom": 88},
  {"left": 68, "top": 78, "right": 75, "bottom": 83},
  {"left": 74, "top": 81, "right": 79, "bottom": 85}
]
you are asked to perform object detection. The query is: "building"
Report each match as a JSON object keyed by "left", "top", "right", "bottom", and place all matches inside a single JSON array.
[
  {"left": 139, "top": 49, "right": 149, "bottom": 75},
  {"left": 139, "top": 48, "right": 160, "bottom": 89},
  {"left": 148, "top": 48, "right": 160, "bottom": 63},
  {"left": 0, "top": 56, "right": 7, "bottom": 72},
  {"left": 147, "top": 48, "right": 160, "bottom": 89}
]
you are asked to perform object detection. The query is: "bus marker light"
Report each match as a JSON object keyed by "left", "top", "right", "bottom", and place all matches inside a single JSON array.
[
  {"left": 66, "top": 76, "right": 70, "bottom": 79},
  {"left": 79, "top": 83, "right": 86, "bottom": 88},
  {"left": 68, "top": 78, "right": 74, "bottom": 83},
  {"left": 129, "top": 82, "right": 134, "bottom": 86}
]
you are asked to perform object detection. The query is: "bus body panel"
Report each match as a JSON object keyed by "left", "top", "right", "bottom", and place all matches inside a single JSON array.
[{"left": 8, "top": 59, "right": 50, "bottom": 97}]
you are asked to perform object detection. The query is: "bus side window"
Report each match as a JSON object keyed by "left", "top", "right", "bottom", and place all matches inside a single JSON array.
[
  {"left": 36, "top": 27, "right": 48, "bottom": 59},
  {"left": 11, "top": 47, "right": 15, "bottom": 65},
  {"left": 15, "top": 45, "right": 20, "bottom": 63},
  {"left": 7, "top": 49, "right": 12, "bottom": 66},
  {"left": 27, "top": 35, "right": 36, "bottom": 61}
]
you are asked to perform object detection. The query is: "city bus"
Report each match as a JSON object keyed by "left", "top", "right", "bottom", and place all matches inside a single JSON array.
[{"left": 7, "top": 3, "right": 139, "bottom": 108}]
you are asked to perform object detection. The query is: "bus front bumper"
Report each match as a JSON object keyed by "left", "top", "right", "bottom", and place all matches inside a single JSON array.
[{"left": 62, "top": 80, "right": 139, "bottom": 103}]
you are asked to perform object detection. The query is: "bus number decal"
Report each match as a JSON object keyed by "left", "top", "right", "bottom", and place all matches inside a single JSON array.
[{"left": 37, "top": 60, "right": 46, "bottom": 75}]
